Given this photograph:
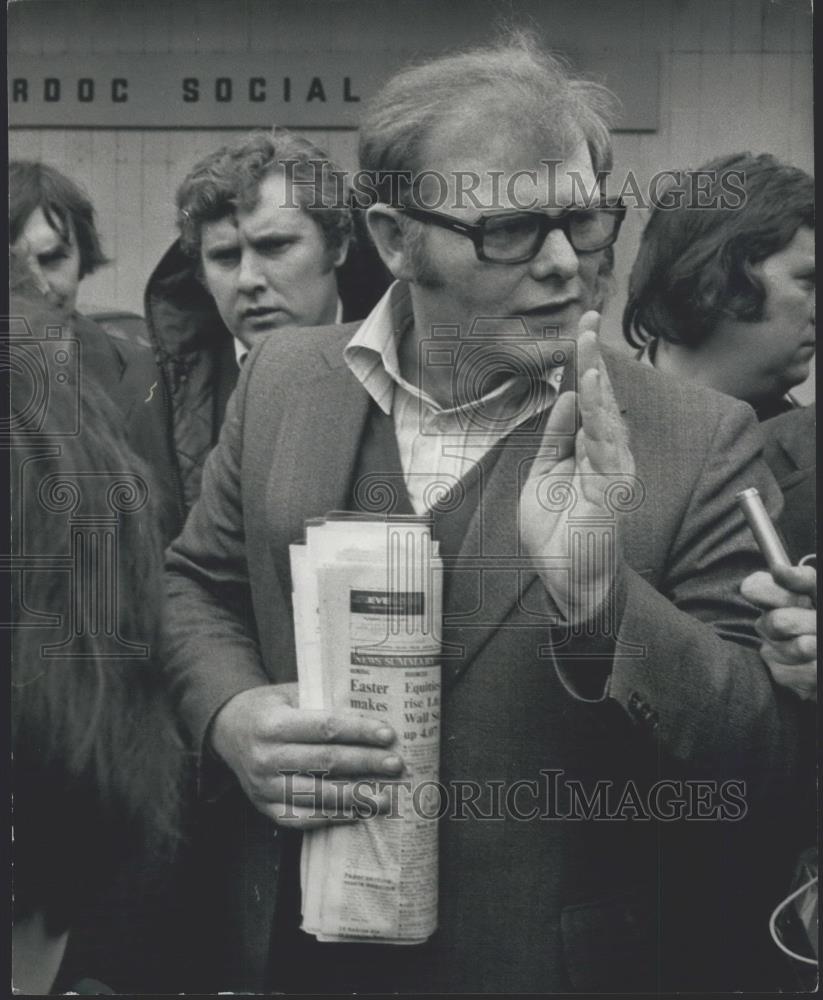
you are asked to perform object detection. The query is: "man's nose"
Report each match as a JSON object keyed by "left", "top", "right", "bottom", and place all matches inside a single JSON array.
[
  {"left": 237, "top": 251, "right": 267, "bottom": 293},
  {"left": 528, "top": 227, "right": 580, "bottom": 282}
]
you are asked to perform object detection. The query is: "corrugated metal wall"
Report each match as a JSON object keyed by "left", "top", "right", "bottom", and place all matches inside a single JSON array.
[{"left": 8, "top": 0, "right": 814, "bottom": 394}]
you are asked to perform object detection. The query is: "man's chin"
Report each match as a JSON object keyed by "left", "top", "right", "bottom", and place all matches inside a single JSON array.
[
  {"left": 237, "top": 316, "right": 288, "bottom": 344},
  {"left": 783, "top": 351, "right": 815, "bottom": 387}
]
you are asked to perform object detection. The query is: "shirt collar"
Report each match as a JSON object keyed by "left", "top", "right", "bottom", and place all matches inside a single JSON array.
[
  {"left": 344, "top": 281, "right": 561, "bottom": 418},
  {"left": 344, "top": 282, "right": 416, "bottom": 413},
  {"left": 234, "top": 336, "right": 249, "bottom": 367}
]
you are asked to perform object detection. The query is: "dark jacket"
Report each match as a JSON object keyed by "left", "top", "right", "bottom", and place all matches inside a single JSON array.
[
  {"left": 633, "top": 341, "right": 800, "bottom": 421},
  {"left": 73, "top": 313, "right": 181, "bottom": 543},
  {"left": 143, "top": 236, "right": 391, "bottom": 544},
  {"left": 7, "top": 282, "right": 176, "bottom": 543},
  {"left": 761, "top": 403, "right": 816, "bottom": 563}
]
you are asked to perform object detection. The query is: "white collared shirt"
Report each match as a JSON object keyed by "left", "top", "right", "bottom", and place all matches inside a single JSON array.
[
  {"left": 344, "top": 283, "right": 563, "bottom": 514},
  {"left": 233, "top": 335, "right": 248, "bottom": 367},
  {"left": 233, "top": 298, "right": 344, "bottom": 366}
]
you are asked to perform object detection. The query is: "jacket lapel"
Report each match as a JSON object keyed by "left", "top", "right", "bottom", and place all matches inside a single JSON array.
[
  {"left": 267, "top": 362, "right": 371, "bottom": 588},
  {"left": 772, "top": 418, "right": 812, "bottom": 475},
  {"left": 212, "top": 340, "right": 240, "bottom": 439}
]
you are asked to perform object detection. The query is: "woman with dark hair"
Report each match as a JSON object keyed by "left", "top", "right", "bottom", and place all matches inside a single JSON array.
[
  {"left": 623, "top": 152, "right": 814, "bottom": 420},
  {"left": 9, "top": 285, "right": 186, "bottom": 993}
]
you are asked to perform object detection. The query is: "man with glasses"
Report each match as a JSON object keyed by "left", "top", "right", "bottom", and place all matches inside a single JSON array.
[{"left": 163, "top": 35, "right": 803, "bottom": 993}]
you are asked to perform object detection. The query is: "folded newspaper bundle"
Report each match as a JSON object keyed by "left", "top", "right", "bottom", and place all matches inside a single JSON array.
[{"left": 290, "top": 514, "right": 443, "bottom": 944}]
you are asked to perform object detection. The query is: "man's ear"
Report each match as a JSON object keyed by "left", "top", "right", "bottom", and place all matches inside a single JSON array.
[
  {"left": 330, "top": 233, "right": 350, "bottom": 269},
  {"left": 365, "top": 205, "right": 415, "bottom": 280}
]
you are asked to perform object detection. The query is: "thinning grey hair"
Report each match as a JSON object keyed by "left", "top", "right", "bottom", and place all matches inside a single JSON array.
[{"left": 359, "top": 32, "right": 619, "bottom": 205}]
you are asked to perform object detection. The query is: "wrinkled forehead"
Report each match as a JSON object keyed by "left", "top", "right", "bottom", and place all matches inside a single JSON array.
[
  {"left": 416, "top": 97, "right": 596, "bottom": 212},
  {"left": 201, "top": 174, "right": 324, "bottom": 248},
  {"left": 206, "top": 171, "right": 289, "bottom": 225}
]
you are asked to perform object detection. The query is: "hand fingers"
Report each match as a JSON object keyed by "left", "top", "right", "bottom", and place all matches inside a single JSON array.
[
  {"left": 755, "top": 606, "right": 817, "bottom": 642},
  {"left": 255, "top": 740, "right": 404, "bottom": 779},
  {"left": 578, "top": 367, "right": 610, "bottom": 443},
  {"left": 762, "top": 656, "right": 817, "bottom": 702},
  {"left": 578, "top": 310, "right": 601, "bottom": 336},
  {"left": 577, "top": 369, "right": 632, "bottom": 477},
  {"left": 758, "top": 633, "right": 817, "bottom": 665},
  {"left": 275, "top": 681, "right": 300, "bottom": 708},
  {"left": 741, "top": 570, "right": 812, "bottom": 610},
  {"left": 253, "top": 773, "right": 396, "bottom": 811},
  {"left": 529, "top": 390, "right": 576, "bottom": 477},
  {"left": 266, "top": 803, "right": 360, "bottom": 829},
  {"left": 258, "top": 777, "right": 405, "bottom": 828},
  {"left": 575, "top": 327, "right": 600, "bottom": 383},
  {"left": 262, "top": 707, "right": 397, "bottom": 748},
  {"left": 771, "top": 563, "right": 817, "bottom": 600},
  {"left": 574, "top": 319, "right": 622, "bottom": 424}
]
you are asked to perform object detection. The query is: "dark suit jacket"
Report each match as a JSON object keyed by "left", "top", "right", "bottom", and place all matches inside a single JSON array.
[
  {"left": 70, "top": 313, "right": 182, "bottom": 544},
  {"left": 164, "top": 324, "right": 804, "bottom": 992},
  {"left": 761, "top": 404, "right": 816, "bottom": 563}
]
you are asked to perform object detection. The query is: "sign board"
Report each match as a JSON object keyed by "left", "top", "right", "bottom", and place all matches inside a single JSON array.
[{"left": 8, "top": 52, "right": 658, "bottom": 131}]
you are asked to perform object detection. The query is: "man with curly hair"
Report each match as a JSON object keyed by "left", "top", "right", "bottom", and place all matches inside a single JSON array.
[{"left": 144, "top": 128, "right": 389, "bottom": 537}]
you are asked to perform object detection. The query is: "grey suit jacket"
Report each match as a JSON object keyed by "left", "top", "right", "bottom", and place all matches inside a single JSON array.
[{"left": 164, "top": 323, "right": 804, "bottom": 991}]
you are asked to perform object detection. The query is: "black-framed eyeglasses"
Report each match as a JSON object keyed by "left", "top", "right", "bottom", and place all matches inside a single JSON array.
[{"left": 399, "top": 200, "right": 626, "bottom": 264}]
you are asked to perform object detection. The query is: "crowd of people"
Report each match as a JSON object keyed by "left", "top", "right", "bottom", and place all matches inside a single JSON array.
[{"left": 9, "top": 33, "right": 816, "bottom": 995}]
